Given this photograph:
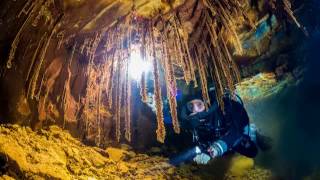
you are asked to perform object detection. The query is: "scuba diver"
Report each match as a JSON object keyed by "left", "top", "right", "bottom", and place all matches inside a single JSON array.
[{"left": 170, "top": 88, "right": 272, "bottom": 165}]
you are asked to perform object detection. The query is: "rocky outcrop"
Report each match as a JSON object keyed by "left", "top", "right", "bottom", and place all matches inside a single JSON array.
[
  {"left": 0, "top": 124, "right": 272, "bottom": 180},
  {"left": 236, "top": 72, "right": 297, "bottom": 102}
]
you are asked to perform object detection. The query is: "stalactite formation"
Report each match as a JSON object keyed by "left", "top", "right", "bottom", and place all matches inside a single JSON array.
[
  {"left": 140, "top": 72, "right": 148, "bottom": 103},
  {"left": 162, "top": 30, "right": 180, "bottom": 134},
  {"left": 115, "top": 59, "right": 123, "bottom": 142},
  {"left": 194, "top": 48, "right": 210, "bottom": 110},
  {"left": 281, "top": 0, "right": 308, "bottom": 36},
  {"left": 139, "top": 32, "right": 148, "bottom": 103},
  {"left": 7, "top": 0, "right": 46, "bottom": 69},
  {"left": 30, "top": 15, "right": 62, "bottom": 100},
  {"left": 151, "top": 25, "right": 166, "bottom": 143},
  {"left": 125, "top": 59, "right": 132, "bottom": 142},
  {"left": 3, "top": 0, "right": 305, "bottom": 144}
]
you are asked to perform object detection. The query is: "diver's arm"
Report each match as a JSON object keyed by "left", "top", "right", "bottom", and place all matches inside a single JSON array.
[
  {"left": 207, "top": 140, "right": 228, "bottom": 158},
  {"left": 170, "top": 146, "right": 211, "bottom": 165},
  {"left": 192, "top": 137, "right": 229, "bottom": 164}
]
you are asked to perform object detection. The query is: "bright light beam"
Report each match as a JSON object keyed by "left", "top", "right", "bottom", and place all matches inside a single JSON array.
[{"left": 128, "top": 50, "right": 151, "bottom": 80}]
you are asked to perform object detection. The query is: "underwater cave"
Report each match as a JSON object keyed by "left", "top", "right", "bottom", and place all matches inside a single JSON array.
[{"left": 0, "top": 0, "right": 320, "bottom": 179}]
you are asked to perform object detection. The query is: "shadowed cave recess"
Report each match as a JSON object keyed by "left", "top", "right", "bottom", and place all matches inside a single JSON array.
[{"left": 0, "top": 0, "right": 320, "bottom": 179}]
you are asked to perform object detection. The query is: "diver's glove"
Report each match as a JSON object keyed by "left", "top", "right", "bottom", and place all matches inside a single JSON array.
[
  {"left": 207, "top": 140, "right": 228, "bottom": 158},
  {"left": 192, "top": 146, "right": 211, "bottom": 165},
  {"left": 193, "top": 153, "right": 211, "bottom": 165}
]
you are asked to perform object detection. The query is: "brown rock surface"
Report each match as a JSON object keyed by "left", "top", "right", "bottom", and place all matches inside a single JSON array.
[{"left": 0, "top": 124, "right": 272, "bottom": 179}]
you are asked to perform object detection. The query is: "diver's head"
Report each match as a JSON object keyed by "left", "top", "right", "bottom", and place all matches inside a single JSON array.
[{"left": 187, "top": 99, "right": 205, "bottom": 115}]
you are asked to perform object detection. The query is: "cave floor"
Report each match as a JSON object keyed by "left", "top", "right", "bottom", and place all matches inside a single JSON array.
[{"left": 0, "top": 125, "right": 271, "bottom": 180}]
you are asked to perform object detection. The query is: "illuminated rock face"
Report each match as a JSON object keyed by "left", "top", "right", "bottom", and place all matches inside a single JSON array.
[{"left": 0, "top": 0, "right": 310, "bottom": 146}]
